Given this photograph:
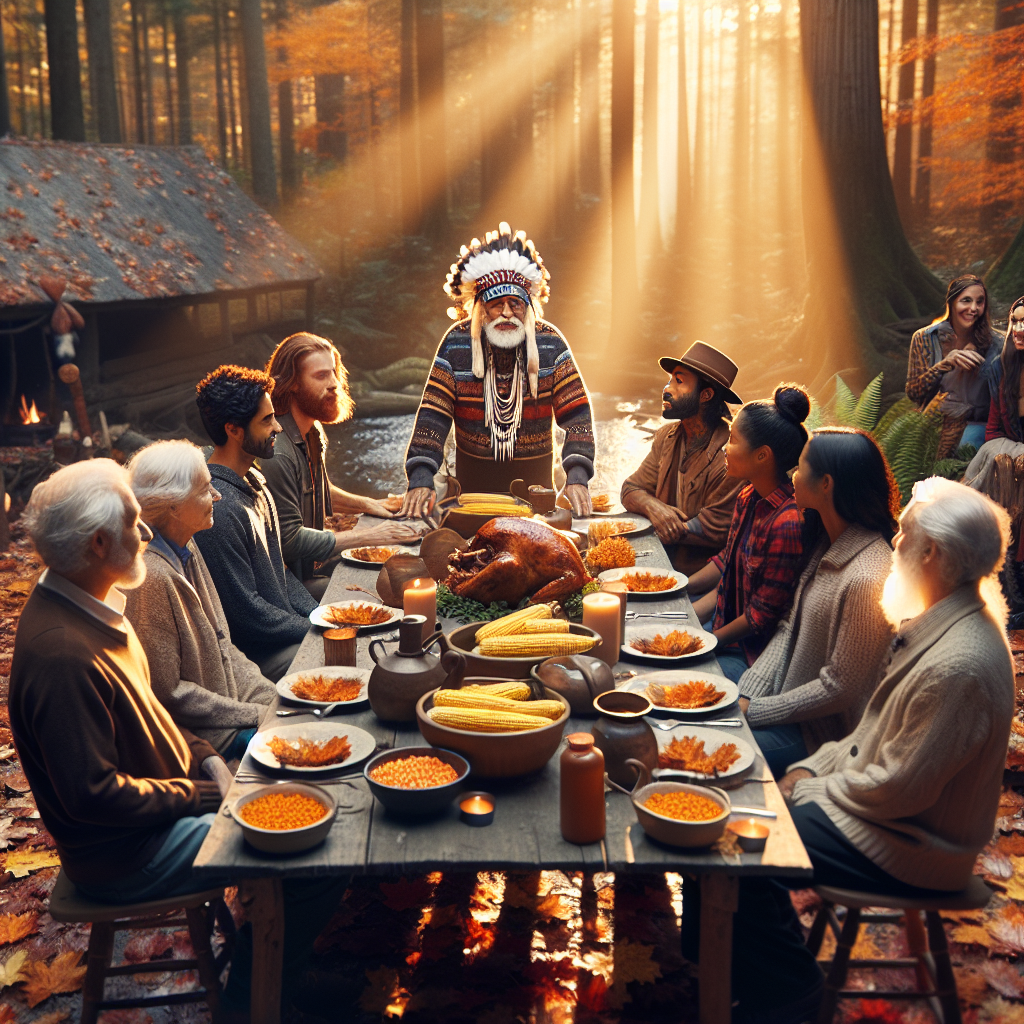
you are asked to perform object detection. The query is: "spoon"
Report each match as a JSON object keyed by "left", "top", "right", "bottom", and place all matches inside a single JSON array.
[
  {"left": 651, "top": 718, "right": 743, "bottom": 730},
  {"left": 624, "top": 611, "right": 689, "bottom": 620},
  {"left": 276, "top": 702, "right": 343, "bottom": 719}
]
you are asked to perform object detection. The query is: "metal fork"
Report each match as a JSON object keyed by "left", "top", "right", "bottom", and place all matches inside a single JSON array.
[
  {"left": 624, "top": 611, "right": 688, "bottom": 621},
  {"left": 277, "top": 702, "right": 344, "bottom": 718},
  {"left": 652, "top": 718, "right": 744, "bottom": 730}
]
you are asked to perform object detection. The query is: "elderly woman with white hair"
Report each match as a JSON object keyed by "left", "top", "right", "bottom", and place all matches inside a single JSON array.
[{"left": 125, "top": 440, "right": 276, "bottom": 762}]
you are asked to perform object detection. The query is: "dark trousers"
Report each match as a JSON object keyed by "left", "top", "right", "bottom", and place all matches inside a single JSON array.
[
  {"left": 681, "top": 801, "right": 955, "bottom": 1018},
  {"left": 751, "top": 723, "right": 808, "bottom": 780}
]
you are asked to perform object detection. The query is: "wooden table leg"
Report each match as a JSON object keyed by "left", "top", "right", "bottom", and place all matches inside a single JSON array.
[
  {"left": 699, "top": 874, "right": 739, "bottom": 1024},
  {"left": 239, "top": 877, "right": 285, "bottom": 1024}
]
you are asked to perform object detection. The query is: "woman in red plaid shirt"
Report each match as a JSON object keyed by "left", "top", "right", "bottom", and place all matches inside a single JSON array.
[{"left": 689, "top": 385, "right": 811, "bottom": 681}]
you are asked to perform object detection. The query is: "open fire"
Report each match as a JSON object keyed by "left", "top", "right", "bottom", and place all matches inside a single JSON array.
[{"left": 18, "top": 396, "right": 41, "bottom": 424}]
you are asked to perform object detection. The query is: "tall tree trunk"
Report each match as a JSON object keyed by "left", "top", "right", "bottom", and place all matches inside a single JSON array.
[
  {"left": 0, "top": 8, "right": 11, "bottom": 135},
  {"left": 673, "top": 0, "right": 689, "bottom": 248},
  {"left": 731, "top": 0, "right": 750, "bottom": 296},
  {"left": 882, "top": 0, "right": 896, "bottom": 119},
  {"left": 610, "top": 0, "right": 638, "bottom": 339},
  {"left": 692, "top": 0, "right": 705, "bottom": 212},
  {"left": 238, "top": 0, "right": 277, "bottom": 207},
  {"left": 399, "top": 0, "right": 419, "bottom": 233},
  {"left": 274, "top": 0, "right": 296, "bottom": 196},
  {"left": 141, "top": 0, "right": 155, "bottom": 142},
  {"left": 775, "top": 0, "right": 790, "bottom": 236},
  {"left": 552, "top": 1, "right": 575, "bottom": 239},
  {"left": 32, "top": 11, "right": 47, "bottom": 136},
  {"left": 914, "top": 0, "right": 937, "bottom": 221},
  {"left": 44, "top": 0, "right": 86, "bottom": 139},
  {"left": 212, "top": 0, "right": 228, "bottom": 163},
  {"left": 160, "top": 2, "right": 175, "bottom": 142},
  {"left": 225, "top": 4, "right": 240, "bottom": 166},
  {"left": 129, "top": 0, "right": 145, "bottom": 140},
  {"left": 14, "top": 4, "right": 27, "bottom": 135},
  {"left": 891, "top": 0, "right": 918, "bottom": 226},
  {"left": 980, "top": 0, "right": 1024, "bottom": 231},
  {"left": 173, "top": 0, "right": 192, "bottom": 144},
  {"left": 415, "top": 0, "right": 447, "bottom": 235},
  {"left": 638, "top": 0, "right": 660, "bottom": 256},
  {"left": 578, "top": 0, "right": 600, "bottom": 203},
  {"left": 83, "top": 0, "right": 121, "bottom": 141},
  {"left": 799, "top": 0, "right": 943, "bottom": 385}
]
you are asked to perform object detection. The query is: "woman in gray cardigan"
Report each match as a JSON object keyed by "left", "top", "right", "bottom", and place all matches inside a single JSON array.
[
  {"left": 125, "top": 440, "right": 277, "bottom": 761},
  {"left": 739, "top": 429, "right": 900, "bottom": 777}
]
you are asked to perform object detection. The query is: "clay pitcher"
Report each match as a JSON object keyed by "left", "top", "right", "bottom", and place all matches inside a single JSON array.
[
  {"left": 591, "top": 690, "right": 658, "bottom": 788},
  {"left": 368, "top": 615, "right": 449, "bottom": 722},
  {"left": 530, "top": 655, "right": 614, "bottom": 716},
  {"left": 511, "top": 478, "right": 556, "bottom": 513}
]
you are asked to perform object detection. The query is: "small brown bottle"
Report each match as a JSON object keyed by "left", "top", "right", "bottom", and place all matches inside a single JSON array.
[{"left": 560, "top": 733, "right": 606, "bottom": 844}]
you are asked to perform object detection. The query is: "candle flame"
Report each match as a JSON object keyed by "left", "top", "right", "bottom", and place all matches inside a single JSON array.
[{"left": 18, "top": 396, "right": 41, "bottom": 424}]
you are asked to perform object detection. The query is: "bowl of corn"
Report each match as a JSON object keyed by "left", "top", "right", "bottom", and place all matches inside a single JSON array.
[
  {"left": 415, "top": 679, "right": 571, "bottom": 778},
  {"left": 230, "top": 782, "right": 336, "bottom": 854},
  {"left": 445, "top": 605, "right": 602, "bottom": 679},
  {"left": 630, "top": 781, "right": 731, "bottom": 848},
  {"left": 363, "top": 746, "right": 470, "bottom": 818},
  {"left": 437, "top": 492, "right": 534, "bottom": 539}
]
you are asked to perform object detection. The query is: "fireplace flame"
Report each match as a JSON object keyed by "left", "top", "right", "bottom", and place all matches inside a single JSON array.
[{"left": 19, "top": 396, "right": 41, "bottom": 424}]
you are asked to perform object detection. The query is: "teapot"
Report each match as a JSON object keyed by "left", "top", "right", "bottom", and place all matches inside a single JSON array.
[
  {"left": 368, "top": 615, "right": 458, "bottom": 722},
  {"left": 530, "top": 655, "right": 614, "bottom": 715}
]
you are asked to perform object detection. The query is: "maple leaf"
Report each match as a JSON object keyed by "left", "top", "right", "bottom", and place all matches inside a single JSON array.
[
  {"left": 0, "top": 911, "right": 38, "bottom": 945},
  {"left": 955, "top": 966, "right": 992, "bottom": 1008},
  {"left": 3, "top": 848, "right": 60, "bottom": 878},
  {"left": 20, "top": 950, "right": 88, "bottom": 1008},
  {"left": 953, "top": 923, "right": 997, "bottom": 949},
  {"left": 614, "top": 938, "right": 662, "bottom": 986},
  {"left": 980, "top": 995, "right": 1024, "bottom": 1024},
  {"left": 0, "top": 817, "right": 36, "bottom": 850},
  {"left": 534, "top": 893, "right": 575, "bottom": 921},
  {"left": 0, "top": 948, "right": 27, "bottom": 989},
  {"left": 379, "top": 876, "right": 435, "bottom": 913},
  {"left": 982, "top": 959, "right": 1024, "bottom": 1000},
  {"left": 358, "top": 965, "right": 406, "bottom": 1015}
]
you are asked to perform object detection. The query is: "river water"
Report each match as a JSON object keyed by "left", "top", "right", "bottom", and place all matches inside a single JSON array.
[{"left": 324, "top": 393, "right": 666, "bottom": 499}]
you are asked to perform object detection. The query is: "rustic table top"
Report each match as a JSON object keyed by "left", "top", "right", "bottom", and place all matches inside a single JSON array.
[{"left": 193, "top": 516, "right": 812, "bottom": 882}]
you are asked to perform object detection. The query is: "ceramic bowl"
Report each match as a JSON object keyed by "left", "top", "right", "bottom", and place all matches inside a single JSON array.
[
  {"left": 416, "top": 686, "right": 571, "bottom": 778},
  {"left": 630, "top": 781, "right": 731, "bottom": 848},
  {"left": 231, "top": 782, "right": 336, "bottom": 854},
  {"left": 363, "top": 746, "right": 470, "bottom": 818},
  {"left": 445, "top": 622, "right": 601, "bottom": 679}
]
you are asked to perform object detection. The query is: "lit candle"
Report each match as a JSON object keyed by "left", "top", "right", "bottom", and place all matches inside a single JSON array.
[
  {"left": 459, "top": 791, "right": 496, "bottom": 826},
  {"left": 582, "top": 592, "right": 621, "bottom": 667},
  {"left": 600, "top": 581, "right": 629, "bottom": 637},
  {"left": 403, "top": 578, "right": 437, "bottom": 643},
  {"left": 459, "top": 796, "right": 493, "bottom": 814}
]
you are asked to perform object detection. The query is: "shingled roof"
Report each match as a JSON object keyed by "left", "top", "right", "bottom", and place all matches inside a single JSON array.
[{"left": 0, "top": 139, "right": 320, "bottom": 311}]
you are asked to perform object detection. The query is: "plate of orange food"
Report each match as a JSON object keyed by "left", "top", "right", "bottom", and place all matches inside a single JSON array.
[
  {"left": 654, "top": 725, "right": 755, "bottom": 782},
  {"left": 341, "top": 545, "right": 417, "bottom": 567},
  {"left": 309, "top": 600, "right": 402, "bottom": 632},
  {"left": 621, "top": 624, "right": 718, "bottom": 662},
  {"left": 621, "top": 670, "right": 738, "bottom": 714},
  {"left": 597, "top": 567, "right": 688, "bottom": 596},
  {"left": 276, "top": 666, "right": 371, "bottom": 709},
  {"left": 248, "top": 722, "right": 377, "bottom": 774}
]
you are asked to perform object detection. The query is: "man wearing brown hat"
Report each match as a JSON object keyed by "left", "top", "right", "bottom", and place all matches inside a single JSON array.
[{"left": 621, "top": 342, "right": 744, "bottom": 574}]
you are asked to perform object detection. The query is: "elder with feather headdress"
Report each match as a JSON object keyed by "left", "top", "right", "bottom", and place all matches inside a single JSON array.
[{"left": 401, "top": 224, "right": 596, "bottom": 518}]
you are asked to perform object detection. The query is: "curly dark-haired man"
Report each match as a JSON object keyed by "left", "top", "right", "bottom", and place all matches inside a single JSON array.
[{"left": 193, "top": 364, "right": 316, "bottom": 681}]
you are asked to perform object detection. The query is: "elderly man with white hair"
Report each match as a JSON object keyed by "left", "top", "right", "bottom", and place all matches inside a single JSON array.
[
  {"left": 125, "top": 440, "right": 276, "bottom": 762},
  {"left": 681, "top": 477, "right": 1015, "bottom": 1024}
]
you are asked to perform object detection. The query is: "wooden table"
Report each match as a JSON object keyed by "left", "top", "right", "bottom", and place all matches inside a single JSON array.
[{"left": 193, "top": 518, "right": 812, "bottom": 1024}]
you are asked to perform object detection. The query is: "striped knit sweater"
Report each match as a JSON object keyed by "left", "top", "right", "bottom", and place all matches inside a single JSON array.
[{"left": 405, "top": 320, "right": 596, "bottom": 489}]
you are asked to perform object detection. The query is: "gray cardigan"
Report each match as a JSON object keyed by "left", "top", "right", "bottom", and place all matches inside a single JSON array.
[
  {"left": 124, "top": 532, "right": 277, "bottom": 754},
  {"left": 739, "top": 525, "right": 894, "bottom": 754},
  {"left": 791, "top": 585, "right": 1014, "bottom": 891}
]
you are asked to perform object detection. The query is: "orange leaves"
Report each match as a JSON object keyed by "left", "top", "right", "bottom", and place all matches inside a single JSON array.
[
  {"left": 0, "top": 911, "right": 38, "bottom": 945},
  {"left": 2, "top": 847, "right": 60, "bottom": 878},
  {"left": 20, "top": 951, "right": 87, "bottom": 1008}
]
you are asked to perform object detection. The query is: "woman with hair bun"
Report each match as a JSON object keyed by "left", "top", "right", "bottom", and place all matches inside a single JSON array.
[
  {"left": 689, "top": 384, "right": 812, "bottom": 681},
  {"left": 738, "top": 428, "right": 899, "bottom": 777}
]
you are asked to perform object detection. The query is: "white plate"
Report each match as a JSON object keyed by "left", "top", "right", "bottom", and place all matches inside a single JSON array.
[
  {"left": 589, "top": 501, "right": 628, "bottom": 516},
  {"left": 621, "top": 624, "right": 718, "bottom": 662},
  {"left": 621, "top": 671, "right": 738, "bottom": 714},
  {"left": 572, "top": 514, "right": 652, "bottom": 536},
  {"left": 249, "top": 722, "right": 377, "bottom": 774},
  {"left": 309, "top": 600, "right": 402, "bottom": 631},
  {"left": 654, "top": 724, "right": 755, "bottom": 781},
  {"left": 340, "top": 545, "right": 418, "bottom": 567},
  {"left": 597, "top": 567, "right": 688, "bottom": 596},
  {"left": 276, "top": 666, "right": 371, "bottom": 709}
]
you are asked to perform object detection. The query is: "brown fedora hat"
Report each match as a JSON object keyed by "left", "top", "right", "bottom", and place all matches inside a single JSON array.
[{"left": 659, "top": 341, "right": 742, "bottom": 405}]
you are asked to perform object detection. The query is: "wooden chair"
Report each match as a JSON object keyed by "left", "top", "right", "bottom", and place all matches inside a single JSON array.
[
  {"left": 48, "top": 868, "right": 235, "bottom": 1024},
  {"left": 806, "top": 876, "right": 993, "bottom": 1024}
]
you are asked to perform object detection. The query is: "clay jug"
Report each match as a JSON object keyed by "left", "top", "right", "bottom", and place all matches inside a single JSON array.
[
  {"left": 531, "top": 655, "right": 614, "bottom": 715},
  {"left": 591, "top": 690, "right": 658, "bottom": 788},
  {"left": 511, "top": 478, "right": 556, "bottom": 513},
  {"left": 560, "top": 733, "right": 606, "bottom": 844},
  {"left": 368, "top": 615, "right": 450, "bottom": 722}
]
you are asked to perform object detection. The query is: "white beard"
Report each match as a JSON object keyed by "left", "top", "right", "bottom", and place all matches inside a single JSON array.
[
  {"left": 111, "top": 543, "right": 148, "bottom": 590},
  {"left": 483, "top": 317, "right": 526, "bottom": 350},
  {"left": 880, "top": 544, "right": 928, "bottom": 628}
]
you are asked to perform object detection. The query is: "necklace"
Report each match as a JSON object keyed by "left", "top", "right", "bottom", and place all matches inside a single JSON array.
[{"left": 483, "top": 345, "right": 524, "bottom": 461}]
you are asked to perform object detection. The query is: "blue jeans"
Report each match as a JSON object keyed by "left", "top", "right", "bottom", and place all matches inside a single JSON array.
[
  {"left": 221, "top": 728, "right": 257, "bottom": 763},
  {"left": 702, "top": 618, "right": 748, "bottom": 683},
  {"left": 751, "top": 723, "right": 808, "bottom": 779},
  {"left": 960, "top": 422, "right": 986, "bottom": 451}
]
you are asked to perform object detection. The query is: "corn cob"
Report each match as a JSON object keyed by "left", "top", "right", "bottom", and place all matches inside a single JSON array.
[
  {"left": 432, "top": 689, "right": 565, "bottom": 720},
  {"left": 461, "top": 681, "right": 532, "bottom": 700},
  {"left": 457, "top": 493, "right": 520, "bottom": 505},
  {"left": 428, "top": 706, "right": 546, "bottom": 732},
  {"left": 478, "top": 634, "right": 598, "bottom": 658},
  {"left": 459, "top": 504, "right": 532, "bottom": 517},
  {"left": 475, "top": 605, "right": 552, "bottom": 640},
  {"left": 514, "top": 618, "right": 571, "bottom": 635}
]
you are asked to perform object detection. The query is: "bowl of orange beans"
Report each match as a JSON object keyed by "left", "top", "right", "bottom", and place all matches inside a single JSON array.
[
  {"left": 630, "top": 781, "right": 730, "bottom": 848},
  {"left": 363, "top": 747, "right": 469, "bottom": 818},
  {"left": 231, "top": 782, "right": 337, "bottom": 854}
]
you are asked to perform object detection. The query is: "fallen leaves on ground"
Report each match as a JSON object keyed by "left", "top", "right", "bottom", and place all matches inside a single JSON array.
[
  {"left": 2, "top": 846, "right": 59, "bottom": 877},
  {"left": 19, "top": 950, "right": 87, "bottom": 1007},
  {"left": 0, "top": 948, "right": 27, "bottom": 989},
  {"left": 0, "top": 911, "right": 37, "bottom": 945}
]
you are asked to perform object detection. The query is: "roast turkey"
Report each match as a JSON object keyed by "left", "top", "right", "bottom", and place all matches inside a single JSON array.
[{"left": 445, "top": 517, "right": 589, "bottom": 606}]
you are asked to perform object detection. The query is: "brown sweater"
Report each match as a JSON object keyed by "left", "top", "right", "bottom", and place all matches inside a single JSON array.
[{"left": 9, "top": 585, "right": 222, "bottom": 885}]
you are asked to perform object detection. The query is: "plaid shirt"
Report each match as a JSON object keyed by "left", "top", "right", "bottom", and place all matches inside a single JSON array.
[{"left": 711, "top": 481, "right": 805, "bottom": 665}]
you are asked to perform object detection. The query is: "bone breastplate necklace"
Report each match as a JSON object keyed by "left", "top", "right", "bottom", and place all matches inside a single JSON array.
[{"left": 484, "top": 345, "right": 524, "bottom": 461}]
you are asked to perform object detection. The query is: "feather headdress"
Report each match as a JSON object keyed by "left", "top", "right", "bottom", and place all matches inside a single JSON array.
[{"left": 444, "top": 222, "right": 550, "bottom": 398}]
